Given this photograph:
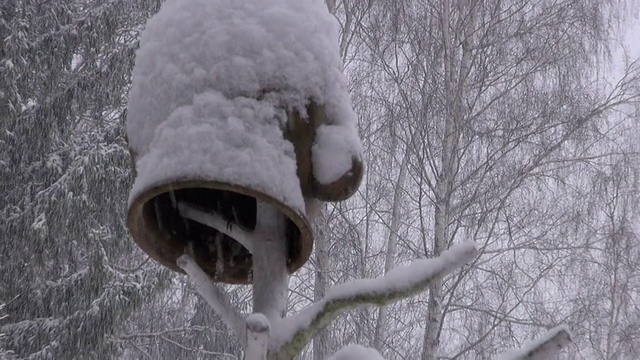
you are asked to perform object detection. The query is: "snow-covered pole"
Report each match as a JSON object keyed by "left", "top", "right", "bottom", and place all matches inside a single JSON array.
[
  {"left": 251, "top": 201, "right": 289, "bottom": 322},
  {"left": 245, "top": 314, "right": 271, "bottom": 360},
  {"left": 240, "top": 200, "right": 290, "bottom": 359}
]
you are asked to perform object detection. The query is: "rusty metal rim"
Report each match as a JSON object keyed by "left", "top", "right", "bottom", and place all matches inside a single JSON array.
[{"left": 127, "top": 178, "right": 314, "bottom": 283}]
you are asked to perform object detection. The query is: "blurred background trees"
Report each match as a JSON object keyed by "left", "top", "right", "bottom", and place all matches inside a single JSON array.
[
  {"left": 1, "top": 0, "right": 639, "bottom": 359},
  {"left": 0, "top": 1, "right": 169, "bottom": 358}
]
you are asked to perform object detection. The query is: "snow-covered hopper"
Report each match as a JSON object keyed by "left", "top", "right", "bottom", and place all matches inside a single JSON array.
[{"left": 125, "top": 0, "right": 363, "bottom": 283}]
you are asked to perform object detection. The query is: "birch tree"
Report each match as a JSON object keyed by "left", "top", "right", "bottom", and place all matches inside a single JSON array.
[
  {"left": 553, "top": 115, "right": 640, "bottom": 359},
  {"left": 344, "top": 0, "right": 640, "bottom": 358}
]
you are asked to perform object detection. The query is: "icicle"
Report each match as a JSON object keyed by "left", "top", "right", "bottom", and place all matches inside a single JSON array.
[
  {"left": 231, "top": 205, "right": 241, "bottom": 227},
  {"left": 153, "top": 197, "right": 163, "bottom": 231},
  {"left": 169, "top": 189, "right": 177, "bottom": 208},
  {"left": 215, "top": 232, "right": 224, "bottom": 280}
]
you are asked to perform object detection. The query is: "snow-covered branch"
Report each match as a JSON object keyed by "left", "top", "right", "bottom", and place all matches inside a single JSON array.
[
  {"left": 176, "top": 254, "right": 246, "bottom": 345},
  {"left": 178, "top": 202, "right": 255, "bottom": 253},
  {"left": 271, "top": 242, "right": 478, "bottom": 360},
  {"left": 328, "top": 344, "right": 385, "bottom": 360},
  {"left": 495, "top": 325, "right": 572, "bottom": 360}
]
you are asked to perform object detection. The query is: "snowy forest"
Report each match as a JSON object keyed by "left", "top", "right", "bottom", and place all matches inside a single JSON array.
[{"left": 1, "top": 0, "right": 640, "bottom": 359}]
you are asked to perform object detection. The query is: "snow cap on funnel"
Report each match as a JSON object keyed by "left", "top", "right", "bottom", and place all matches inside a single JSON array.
[{"left": 126, "top": 0, "right": 363, "bottom": 283}]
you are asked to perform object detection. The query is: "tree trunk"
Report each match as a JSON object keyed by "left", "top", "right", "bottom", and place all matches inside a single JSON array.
[
  {"left": 313, "top": 209, "right": 330, "bottom": 360},
  {"left": 422, "top": 0, "right": 472, "bottom": 358},
  {"left": 373, "top": 148, "right": 410, "bottom": 352}
]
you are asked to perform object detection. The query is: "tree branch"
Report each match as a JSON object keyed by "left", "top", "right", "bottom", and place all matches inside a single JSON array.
[
  {"left": 270, "top": 242, "right": 478, "bottom": 360},
  {"left": 495, "top": 325, "right": 572, "bottom": 360},
  {"left": 177, "top": 254, "right": 246, "bottom": 346},
  {"left": 178, "top": 201, "right": 255, "bottom": 253}
]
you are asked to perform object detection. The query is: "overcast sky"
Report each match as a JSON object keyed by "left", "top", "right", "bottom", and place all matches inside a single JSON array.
[{"left": 623, "top": 13, "right": 640, "bottom": 59}]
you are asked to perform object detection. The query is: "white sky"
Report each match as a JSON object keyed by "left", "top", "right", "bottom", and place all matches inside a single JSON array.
[
  {"left": 602, "top": 10, "right": 640, "bottom": 89},
  {"left": 622, "top": 11, "right": 640, "bottom": 60}
]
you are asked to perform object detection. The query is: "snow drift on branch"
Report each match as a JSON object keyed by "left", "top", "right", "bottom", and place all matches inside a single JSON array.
[
  {"left": 495, "top": 325, "right": 572, "bottom": 360},
  {"left": 328, "top": 344, "right": 385, "bottom": 360},
  {"left": 270, "top": 242, "right": 478, "bottom": 358}
]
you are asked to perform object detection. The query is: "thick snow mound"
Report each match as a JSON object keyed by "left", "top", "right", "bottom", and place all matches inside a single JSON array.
[
  {"left": 129, "top": 92, "right": 305, "bottom": 211},
  {"left": 328, "top": 344, "right": 386, "bottom": 360},
  {"left": 312, "top": 124, "right": 362, "bottom": 184},
  {"left": 127, "top": 0, "right": 362, "bottom": 191},
  {"left": 246, "top": 313, "right": 270, "bottom": 333}
]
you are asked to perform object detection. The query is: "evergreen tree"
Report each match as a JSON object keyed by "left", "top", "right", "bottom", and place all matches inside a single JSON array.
[{"left": 0, "top": 1, "right": 168, "bottom": 358}]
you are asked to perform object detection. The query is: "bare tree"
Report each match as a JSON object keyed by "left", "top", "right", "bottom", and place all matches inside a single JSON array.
[{"left": 342, "top": 0, "right": 640, "bottom": 358}]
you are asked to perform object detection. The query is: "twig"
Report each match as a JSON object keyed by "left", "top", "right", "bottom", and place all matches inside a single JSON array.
[
  {"left": 118, "top": 326, "right": 210, "bottom": 339},
  {"left": 127, "top": 340, "right": 155, "bottom": 360},
  {"left": 159, "top": 335, "right": 238, "bottom": 359}
]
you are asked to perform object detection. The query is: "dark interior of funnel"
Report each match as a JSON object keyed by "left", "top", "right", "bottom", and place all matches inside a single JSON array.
[{"left": 142, "top": 187, "right": 300, "bottom": 280}]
